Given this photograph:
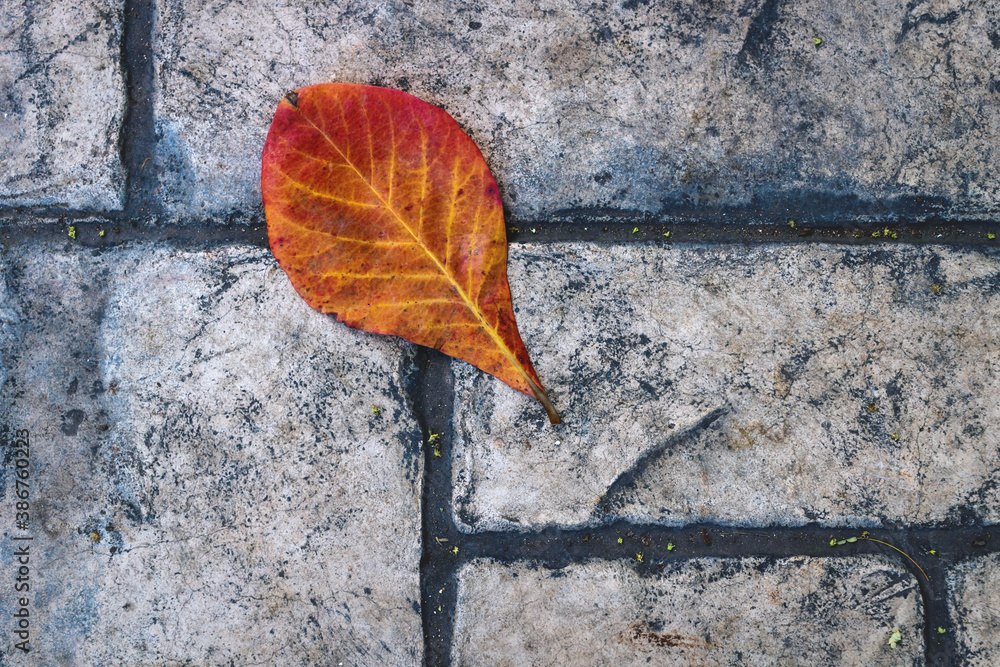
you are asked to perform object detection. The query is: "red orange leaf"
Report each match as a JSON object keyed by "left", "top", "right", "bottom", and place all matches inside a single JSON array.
[{"left": 261, "top": 83, "right": 560, "bottom": 424}]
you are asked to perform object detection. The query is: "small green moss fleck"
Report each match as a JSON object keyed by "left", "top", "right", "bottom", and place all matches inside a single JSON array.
[
  {"left": 632, "top": 227, "right": 639, "bottom": 234},
  {"left": 872, "top": 230, "right": 881, "bottom": 238},
  {"left": 68, "top": 226, "right": 77, "bottom": 239},
  {"left": 928, "top": 549, "right": 937, "bottom": 555},
  {"left": 937, "top": 627, "right": 946, "bottom": 634},
  {"left": 98, "top": 229, "right": 106, "bottom": 237},
  {"left": 830, "top": 538, "right": 838, "bottom": 547},
  {"left": 371, "top": 405, "right": 381, "bottom": 416},
  {"left": 888, "top": 628, "right": 902, "bottom": 649},
  {"left": 813, "top": 37, "right": 822, "bottom": 45},
  {"left": 989, "top": 233, "right": 996, "bottom": 240},
  {"left": 617, "top": 538, "right": 623, "bottom": 545},
  {"left": 663, "top": 231, "right": 671, "bottom": 238},
  {"left": 890, "top": 433, "right": 900, "bottom": 441},
  {"left": 451, "top": 546, "right": 459, "bottom": 555},
  {"left": 868, "top": 401, "right": 879, "bottom": 413},
  {"left": 90, "top": 531, "right": 100, "bottom": 543},
  {"left": 636, "top": 553, "right": 643, "bottom": 563},
  {"left": 667, "top": 542, "right": 675, "bottom": 551},
  {"left": 930, "top": 284, "right": 943, "bottom": 296},
  {"left": 788, "top": 219, "right": 796, "bottom": 228}
]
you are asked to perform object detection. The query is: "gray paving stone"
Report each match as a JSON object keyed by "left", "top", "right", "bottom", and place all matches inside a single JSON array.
[
  {"left": 453, "top": 557, "right": 924, "bottom": 666},
  {"left": 0, "top": 0, "right": 125, "bottom": 210},
  {"left": 0, "top": 243, "right": 422, "bottom": 664},
  {"left": 152, "top": 0, "right": 999, "bottom": 222},
  {"left": 948, "top": 553, "right": 1000, "bottom": 666},
  {"left": 453, "top": 243, "right": 1000, "bottom": 531}
]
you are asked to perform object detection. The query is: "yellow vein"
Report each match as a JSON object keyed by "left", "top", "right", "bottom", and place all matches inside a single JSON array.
[
  {"left": 326, "top": 271, "right": 446, "bottom": 280},
  {"left": 278, "top": 214, "right": 411, "bottom": 244},
  {"left": 467, "top": 167, "right": 485, "bottom": 297},
  {"left": 416, "top": 123, "right": 429, "bottom": 238},
  {"left": 294, "top": 105, "right": 535, "bottom": 391},
  {"left": 444, "top": 139, "right": 466, "bottom": 269},
  {"left": 361, "top": 100, "right": 375, "bottom": 187},
  {"left": 387, "top": 100, "right": 396, "bottom": 205},
  {"left": 277, "top": 139, "right": 361, "bottom": 171},
  {"left": 366, "top": 298, "right": 465, "bottom": 309},
  {"left": 291, "top": 237, "right": 416, "bottom": 260},
  {"left": 271, "top": 165, "right": 382, "bottom": 208}
]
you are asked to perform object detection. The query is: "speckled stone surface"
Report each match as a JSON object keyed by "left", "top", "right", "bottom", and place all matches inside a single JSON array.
[
  {"left": 0, "top": 0, "right": 125, "bottom": 210},
  {"left": 948, "top": 553, "right": 1000, "bottom": 666},
  {"left": 151, "top": 0, "right": 999, "bottom": 222},
  {"left": 453, "top": 556, "right": 923, "bottom": 666},
  {"left": 0, "top": 243, "right": 423, "bottom": 664},
  {"left": 453, "top": 243, "right": 1000, "bottom": 531}
]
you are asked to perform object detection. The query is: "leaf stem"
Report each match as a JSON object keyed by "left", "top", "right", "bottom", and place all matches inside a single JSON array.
[{"left": 527, "top": 377, "right": 561, "bottom": 425}]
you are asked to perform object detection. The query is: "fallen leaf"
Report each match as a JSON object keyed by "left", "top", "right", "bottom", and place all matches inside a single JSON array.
[{"left": 262, "top": 83, "right": 560, "bottom": 424}]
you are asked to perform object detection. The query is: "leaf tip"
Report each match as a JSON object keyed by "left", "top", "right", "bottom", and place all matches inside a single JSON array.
[{"left": 284, "top": 90, "right": 300, "bottom": 109}]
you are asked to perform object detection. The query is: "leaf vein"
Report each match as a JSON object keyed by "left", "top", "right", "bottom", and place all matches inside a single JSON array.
[
  {"left": 270, "top": 165, "right": 382, "bottom": 209},
  {"left": 293, "top": 101, "right": 535, "bottom": 396}
]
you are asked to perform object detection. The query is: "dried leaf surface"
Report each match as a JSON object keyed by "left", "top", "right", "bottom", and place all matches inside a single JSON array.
[{"left": 262, "top": 83, "right": 559, "bottom": 424}]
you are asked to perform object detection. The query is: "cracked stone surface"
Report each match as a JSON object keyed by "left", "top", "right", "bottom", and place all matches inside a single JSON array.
[
  {"left": 453, "top": 556, "right": 923, "bottom": 666},
  {"left": 453, "top": 243, "right": 1000, "bottom": 531},
  {"left": 948, "top": 553, "right": 1000, "bottom": 665},
  {"left": 0, "top": 0, "right": 125, "bottom": 209},
  {"left": 152, "top": 0, "right": 999, "bottom": 222},
  {"left": 0, "top": 243, "right": 422, "bottom": 664}
]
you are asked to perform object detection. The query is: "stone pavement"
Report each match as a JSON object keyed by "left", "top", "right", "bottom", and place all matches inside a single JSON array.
[{"left": 1, "top": 0, "right": 999, "bottom": 665}]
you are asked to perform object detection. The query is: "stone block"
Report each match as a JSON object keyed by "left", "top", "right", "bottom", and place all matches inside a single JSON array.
[
  {"left": 0, "top": 243, "right": 422, "bottom": 664},
  {"left": 948, "top": 553, "right": 1000, "bottom": 666},
  {"left": 453, "top": 243, "right": 1000, "bottom": 530},
  {"left": 0, "top": 0, "right": 124, "bottom": 210},
  {"left": 454, "top": 556, "right": 923, "bottom": 665},
  {"left": 152, "top": 0, "right": 999, "bottom": 221}
]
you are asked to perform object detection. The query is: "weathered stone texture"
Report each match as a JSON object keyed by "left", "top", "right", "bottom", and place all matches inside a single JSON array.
[
  {"left": 453, "top": 243, "right": 1000, "bottom": 531},
  {"left": 454, "top": 557, "right": 923, "bottom": 666},
  {"left": 152, "top": 0, "right": 999, "bottom": 222},
  {"left": 948, "top": 553, "right": 1000, "bottom": 666},
  {"left": 0, "top": 243, "right": 422, "bottom": 664},
  {"left": 0, "top": 0, "right": 125, "bottom": 209}
]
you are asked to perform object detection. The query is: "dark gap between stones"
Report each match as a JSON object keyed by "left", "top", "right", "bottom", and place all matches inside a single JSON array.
[
  {"left": 410, "top": 348, "right": 459, "bottom": 667},
  {"left": 436, "top": 518, "right": 995, "bottom": 666},
  {"left": 1, "top": 220, "right": 999, "bottom": 250},
  {"left": 121, "top": 0, "right": 159, "bottom": 218}
]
